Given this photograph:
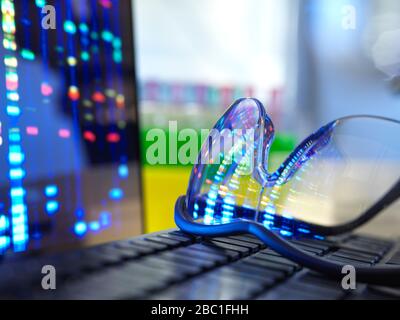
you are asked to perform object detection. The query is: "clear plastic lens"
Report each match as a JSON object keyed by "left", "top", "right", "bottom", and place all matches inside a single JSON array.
[
  {"left": 186, "top": 98, "right": 272, "bottom": 225},
  {"left": 186, "top": 98, "right": 400, "bottom": 237}
]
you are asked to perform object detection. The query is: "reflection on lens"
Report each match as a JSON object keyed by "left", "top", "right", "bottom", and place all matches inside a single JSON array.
[
  {"left": 186, "top": 98, "right": 400, "bottom": 238},
  {"left": 186, "top": 98, "right": 271, "bottom": 225}
]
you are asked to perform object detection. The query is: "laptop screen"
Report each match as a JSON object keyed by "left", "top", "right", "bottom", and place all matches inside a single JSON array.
[{"left": 0, "top": 0, "right": 142, "bottom": 255}]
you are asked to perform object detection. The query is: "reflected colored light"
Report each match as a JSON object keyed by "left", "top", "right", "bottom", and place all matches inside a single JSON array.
[
  {"left": 107, "top": 132, "right": 120, "bottom": 143},
  {"left": 109, "top": 188, "right": 123, "bottom": 200},
  {"left": 81, "top": 51, "right": 90, "bottom": 61},
  {"left": 92, "top": 91, "right": 106, "bottom": 103},
  {"left": 74, "top": 221, "right": 87, "bottom": 236},
  {"left": 101, "top": 30, "right": 113, "bottom": 42},
  {"left": 75, "top": 208, "right": 84, "bottom": 219},
  {"left": 35, "top": 0, "right": 46, "bottom": 8},
  {"left": 79, "top": 23, "right": 89, "bottom": 33},
  {"left": 89, "top": 221, "right": 100, "bottom": 232},
  {"left": 99, "top": 0, "right": 113, "bottom": 9},
  {"left": 8, "top": 150, "right": 24, "bottom": 165},
  {"left": 83, "top": 130, "right": 96, "bottom": 143},
  {"left": 46, "top": 201, "right": 59, "bottom": 215},
  {"left": 4, "top": 55, "right": 17, "bottom": 67},
  {"left": 41, "top": 82, "right": 53, "bottom": 96},
  {"left": 6, "top": 105, "right": 20, "bottom": 116},
  {"left": 113, "top": 50, "right": 122, "bottom": 63},
  {"left": 64, "top": 20, "right": 77, "bottom": 34},
  {"left": 20, "top": 48, "right": 35, "bottom": 60},
  {"left": 0, "top": 236, "right": 10, "bottom": 250},
  {"left": 112, "top": 38, "right": 121, "bottom": 49},
  {"left": 298, "top": 228, "right": 310, "bottom": 234},
  {"left": 11, "top": 204, "right": 26, "bottom": 215},
  {"left": 116, "top": 94, "right": 125, "bottom": 108},
  {"left": 67, "top": 56, "right": 77, "bottom": 66},
  {"left": 118, "top": 164, "right": 129, "bottom": 178},
  {"left": 26, "top": 126, "right": 39, "bottom": 136},
  {"left": 68, "top": 86, "right": 80, "bottom": 100},
  {"left": 58, "top": 129, "right": 71, "bottom": 139},
  {"left": 100, "top": 212, "right": 111, "bottom": 226},
  {"left": 0, "top": 215, "right": 8, "bottom": 231},
  {"left": 9, "top": 168, "right": 25, "bottom": 180},
  {"left": 7, "top": 92, "right": 19, "bottom": 101},
  {"left": 10, "top": 187, "right": 25, "bottom": 198},
  {"left": 3, "top": 0, "right": 29, "bottom": 252},
  {"left": 280, "top": 230, "right": 293, "bottom": 237},
  {"left": 9, "top": 131, "right": 20, "bottom": 142},
  {"left": 45, "top": 185, "right": 58, "bottom": 197}
]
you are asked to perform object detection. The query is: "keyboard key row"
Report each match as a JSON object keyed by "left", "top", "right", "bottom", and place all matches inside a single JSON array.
[
  {"left": 8, "top": 229, "right": 394, "bottom": 300},
  {"left": 343, "top": 235, "right": 393, "bottom": 257}
]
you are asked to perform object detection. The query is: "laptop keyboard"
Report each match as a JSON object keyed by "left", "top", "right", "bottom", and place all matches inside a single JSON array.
[{"left": 0, "top": 230, "right": 398, "bottom": 299}]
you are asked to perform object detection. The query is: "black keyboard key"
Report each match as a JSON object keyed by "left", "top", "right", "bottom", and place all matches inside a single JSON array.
[
  {"left": 158, "top": 251, "right": 216, "bottom": 269},
  {"left": 260, "top": 248, "right": 284, "bottom": 257},
  {"left": 1, "top": 259, "right": 44, "bottom": 294},
  {"left": 334, "top": 248, "right": 378, "bottom": 263},
  {"left": 152, "top": 272, "right": 264, "bottom": 300},
  {"left": 205, "top": 272, "right": 265, "bottom": 297},
  {"left": 254, "top": 252, "right": 301, "bottom": 270},
  {"left": 130, "top": 238, "right": 168, "bottom": 251},
  {"left": 213, "top": 236, "right": 262, "bottom": 251},
  {"left": 257, "top": 281, "right": 345, "bottom": 300},
  {"left": 293, "top": 245, "right": 324, "bottom": 255},
  {"left": 141, "top": 256, "right": 203, "bottom": 276},
  {"left": 203, "top": 240, "right": 251, "bottom": 256},
  {"left": 351, "top": 235, "right": 393, "bottom": 248},
  {"left": 349, "top": 241, "right": 387, "bottom": 254},
  {"left": 59, "top": 260, "right": 96, "bottom": 279},
  {"left": 295, "top": 237, "right": 337, "bottom": 247},
  {"left": 84, "top": 246, "right": 126, "bottom": 265},
  {"left": 216, "top": 265, "right": 279, "bottom": 286},
  {"left": 114, "top": 240, "right": 153, "bottom": 255},
  {"left": 228, "top": 235, "right": 266, "bottom": 248},
  {"left": 188, "top": 243, "right": 239, "bottom": 261},
  {"left": 56, "top": 267, "right": 165, "bottom": 299},
  {"left": 174, "top": 247, "right": 227, "bottom": 265},
  {"left": 158, "top": 233, "right": 194, "bottom": 245},
  {"left": 341, "top": 244, "right": 385, "bottom": 258},
  {"left": 298, "top": 272, "right": 344, "bottom": 291},
  {"left": 100, "top": 245, "right": 140, "bottom": 260},
  {"left": 124, "top": 260, "right": 186, "bottom": 283},
  {"left": 228, "top": 262, "right": 286, "bottom": 281},
  {"left": 241, "top": 256, "right": 295, "bottom": 275},
  {"left": 368, "top": 285, "right": 400, "bottom": 298},
  {"left": 257, "top": 287, "right": 319, "bottom": 300},
  {"left": 387, "top": 259, "right": 400, "bottom": 266},
  {"left": 169, "top": 230, "right": 199, "bottom": 241},
  {"left": 290, "top": 240, "right": 329, "bottom": 254},
  {"left": 326, "top": 255, "right": 371, "bottom": 266},
  {"left": 290, "top": 239, "right": 330, "bottom": 251},
  {"left": 344, "top": 236, "right": 391, "bottom": 257},
  {"left": 286, "top": 280, "right": 346, "bottom": 299},
  {"left": 386, "top": 250, "right": 400, "bottom": 265},
  {"left": 145, "top": 236, "right": 181, "bottom": 248},
  {"left": 69, "top": 250, "right": 111, "bottom": 271}
]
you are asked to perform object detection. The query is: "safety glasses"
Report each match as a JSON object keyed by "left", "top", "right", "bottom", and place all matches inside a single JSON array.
[{"left": 175, "top": 98, "right": 400, "bottom": 285}]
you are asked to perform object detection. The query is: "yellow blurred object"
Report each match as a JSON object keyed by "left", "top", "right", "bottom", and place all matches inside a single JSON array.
[
  {"left": 141, "top": 153, "right": 290, "bottom": 233},
  {"left": 142, "top": 166, "right": 192, "bottom": 233}
]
